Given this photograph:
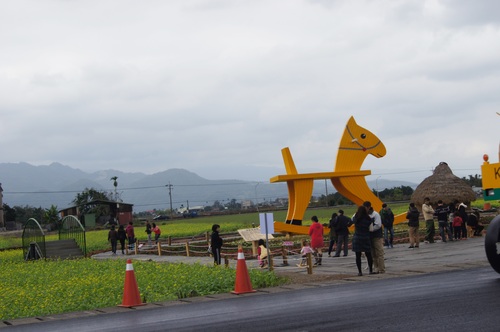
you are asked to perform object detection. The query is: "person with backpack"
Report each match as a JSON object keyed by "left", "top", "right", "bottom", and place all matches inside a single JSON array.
[{"left": 380, "top": 203, "right": 395, "bottom": 248}]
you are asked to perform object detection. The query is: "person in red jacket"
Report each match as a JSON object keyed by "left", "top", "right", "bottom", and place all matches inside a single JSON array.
[
  {"left": 152, "top": 222, "right": 161, "bottom": 244},
  {"left": 125, "top": 221, "right": 135, "bottom": 250},
  {"left": 309, "top": 216, "right": 324, "bottom": 266}
]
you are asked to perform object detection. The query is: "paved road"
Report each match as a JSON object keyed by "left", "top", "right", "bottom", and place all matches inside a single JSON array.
[
  {"left": 5, "top": 267, "right": 500, "bottom": 331},
  {"left": 2, "top": 236, "right": 497, "bottom": 330}
]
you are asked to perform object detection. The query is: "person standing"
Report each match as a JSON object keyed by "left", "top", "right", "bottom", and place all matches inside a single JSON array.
[
  {"left": 456, "top": 202, "right": 469, "bottom": 239},
  {"left": 108, "top": 225, "right": 118, "bottom": 255},
  {"left": 448, "top": 202, "right": 456, "bottom": 239},
  {"left": 352, "top": 205, "right": 374, "bottom": 276},
  {"left": 309, "top": 216, "right": 324, "bottom": 266},
  {"left": 327, "top": 213, "right": 338, "bottom": 257},
  {"left": 407, "top": 203, "right": 420, "bottom": 248},
  {"left": 125, "top": 221, "right": 135, "bottom": 250},
  {"left": 152, "top": 222, "right": 161, "bottom": 244},
  {"left": 422, "top": 197, "right": 435, "bottom": 243},
  {"left": 257, "top": 239, "right": 268, "bottom": 268},
  {"left": 452, "top": 214, "right": 463, "bottom": 240},
  {"left": 210, "top": 224, "right": 223, "bottom": 265},
  {"left": 368, "top": 204, "right": 385, "bottom": 274},
  {"left": 117, "top": 224, "right": 127, "bottom": 254},
  {"left": 334, "top": 209, "right": 352, "bottom": 257},
  {"left": 467, "top": 211, "right": 484, "bottom": 236},
  {"left": 434, "top": 200, "right": 452, "bottom": 242},
  {"left": 380, "top": 203, "right": 395, "bottom": 248},
  {"left": 145, "top": 221, "right": 152, "bottom": 245}
]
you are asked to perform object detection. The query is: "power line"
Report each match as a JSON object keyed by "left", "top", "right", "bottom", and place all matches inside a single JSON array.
[{"left": 4, "top": 182, "right": 262, "bottom": 195}]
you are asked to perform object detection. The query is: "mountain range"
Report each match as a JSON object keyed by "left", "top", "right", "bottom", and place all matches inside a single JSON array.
[{"left": 0, "top": 162, "right": 417, "bottom": 212}]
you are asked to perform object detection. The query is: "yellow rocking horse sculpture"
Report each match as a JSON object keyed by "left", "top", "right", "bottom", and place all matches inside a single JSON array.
[{"left": 271, "top": 116, "right": 405, "bottom": 235}]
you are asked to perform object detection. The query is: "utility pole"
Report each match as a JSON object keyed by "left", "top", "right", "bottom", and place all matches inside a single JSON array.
[
  {"left": 324, "top": 179, "right": 329, "bottom": 207},
  {"left": 166, "top": 183, "right": 173, "bottom": 216}
]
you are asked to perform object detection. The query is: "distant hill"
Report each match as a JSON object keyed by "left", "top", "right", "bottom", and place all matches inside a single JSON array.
[{"left": 0, "top": 162, "right": 417, "bottom": 212}]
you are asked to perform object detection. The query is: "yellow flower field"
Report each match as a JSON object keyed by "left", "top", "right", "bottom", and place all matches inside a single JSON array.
[{"left": 0, "top": 250, "right": 286, "bottom": 320}]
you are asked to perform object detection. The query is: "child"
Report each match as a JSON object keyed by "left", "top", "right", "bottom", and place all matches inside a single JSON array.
[
  {"left": 298, "top": 239, "right": 314, "bottom": 267},
  {"left": 257, "top": 239, "right": 268, "bottom": 268},
  {"left": 452, "top": 215, "right": 463, "bottom": 240}
]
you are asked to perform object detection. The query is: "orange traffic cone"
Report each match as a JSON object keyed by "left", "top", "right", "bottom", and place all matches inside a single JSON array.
[
  {"left": 119, "top": 259, "right": 145, "bottom": 307},
  {"left": 231, "top": 246, "right": 256, "bottom": 294}
]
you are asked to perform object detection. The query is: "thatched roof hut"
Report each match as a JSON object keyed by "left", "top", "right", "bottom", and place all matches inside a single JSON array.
[{"left": 411, "top": 162, "right": 476, "bottom": 208}]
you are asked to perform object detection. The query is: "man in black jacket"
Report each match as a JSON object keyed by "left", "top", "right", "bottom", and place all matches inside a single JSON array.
[
  {"left": 333, "top": 210, "right": 352, "bottom": 257},
  {"left": 380, "top": 203, "right": 395, "bottom": 248},
  {"left": 434, "top": 200, "right": 452, "bottom": 242}
]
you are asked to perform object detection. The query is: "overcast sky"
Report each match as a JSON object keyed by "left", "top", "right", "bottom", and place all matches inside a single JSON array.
[{"left": 1, "top": 0, "right": 499, "bottom": 186}]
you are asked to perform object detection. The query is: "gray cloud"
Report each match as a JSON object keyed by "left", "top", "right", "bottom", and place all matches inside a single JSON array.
[{"left": 0, "top": 0, "right": 499, "bottom": 185}]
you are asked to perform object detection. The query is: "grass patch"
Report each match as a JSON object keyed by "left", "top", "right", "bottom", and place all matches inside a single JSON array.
[{"left": 0, "top": 251, "right": 286, "bottom": 320}]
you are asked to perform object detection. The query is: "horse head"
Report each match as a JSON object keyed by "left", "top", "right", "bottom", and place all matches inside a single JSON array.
[{"left": 335, "top": 116, "right": 386, "bottom": 170}]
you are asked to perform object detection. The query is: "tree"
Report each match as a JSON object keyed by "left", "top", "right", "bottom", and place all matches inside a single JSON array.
[
  {"left": 44, "top": 205, "right": 60, "bottom": 230},
  {"left": 12, "top": 205, "right": 44, "bottom": 223},
  {"left": 225, "top": 199, "right": 241, "bottom": 210},
  {"left": 73, "top": 188, "right": 110, "bottom": 206},
  {"left": 110, "top": 176, "right": 119, "bottom": 201},
  {"left": 3, "top": 204, "right": 16, "bottom": 222},
  {"left": 461, "top": 174, "right": 482, "bottom": 187},
  {"left": 72, "top": 187, "right": 111, "bottom": 217},
  {"left": 212, "top": 200, "right": 224, "bottom": 211}
]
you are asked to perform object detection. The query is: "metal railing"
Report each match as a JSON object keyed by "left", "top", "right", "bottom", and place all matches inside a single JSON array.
[
  {"left": 59, "top": 215, "right": 87, "bottom": 257},
  {"left": 22, "top": 218, "right": 46, "bottom": 260}
]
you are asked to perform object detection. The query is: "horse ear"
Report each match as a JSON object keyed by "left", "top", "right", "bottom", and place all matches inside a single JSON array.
[{"left": 347, "top": 116, "right": 357, "bottom": 126}]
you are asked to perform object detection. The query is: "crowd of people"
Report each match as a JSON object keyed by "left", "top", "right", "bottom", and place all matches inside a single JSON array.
[
  {"left": 419, "top": 198, "right": 484, "bottom": 244},
  {"left": 111, "top": 199, "right": 484, "bottom": 273},
  {"left": 296, "top": 199, "right": 485, "bottom": 276},
  {"left": 107, "top": 220, "right": 167, "bottom": 256}
]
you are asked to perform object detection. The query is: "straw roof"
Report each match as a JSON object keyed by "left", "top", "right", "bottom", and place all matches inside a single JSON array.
[{"left": 411, "top": 162, "right": 476, "bottom": 207}]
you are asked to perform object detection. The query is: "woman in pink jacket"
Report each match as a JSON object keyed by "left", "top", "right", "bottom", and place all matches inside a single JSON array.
[{"left": 309, "top": 216, "right": 324, "bottom": 266}]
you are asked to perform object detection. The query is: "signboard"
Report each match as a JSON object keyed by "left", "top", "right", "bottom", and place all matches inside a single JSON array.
[
  {"left": 238, "top": 228, "right": 274, "bottom": 242},
  {"left": 259, "top": 213, "right": 274, "bottom": 235},
  {"left": 482, "top": 161, "right": 500, "bottom": 201}
]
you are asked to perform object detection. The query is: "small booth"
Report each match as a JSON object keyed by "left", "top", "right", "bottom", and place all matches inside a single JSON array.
[{"left": 59, "top": 200, "right": 134, "bottom": 227}]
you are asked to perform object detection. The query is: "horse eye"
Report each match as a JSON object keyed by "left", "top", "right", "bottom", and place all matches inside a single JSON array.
[{"left": 360, "top": 133, "right": 366, "bottom": 139}]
